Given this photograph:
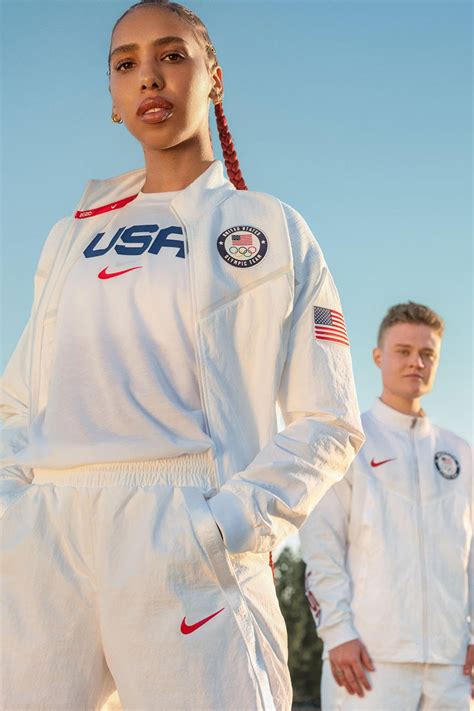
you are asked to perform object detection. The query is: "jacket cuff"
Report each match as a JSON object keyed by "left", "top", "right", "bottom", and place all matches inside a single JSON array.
[
  {"left": 0, "top": 465, "right": 33, "bottom": 485},
  {"left": 319, "top": 620, "right": 359, "bottom": 652},
  {"left": 207, "top": 490, "right": 257, "bottom": 553}
]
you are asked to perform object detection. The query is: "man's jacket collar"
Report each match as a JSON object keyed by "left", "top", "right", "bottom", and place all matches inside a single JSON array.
[{"left": 370, "top": 397, "right": 430, "bottom": 434}]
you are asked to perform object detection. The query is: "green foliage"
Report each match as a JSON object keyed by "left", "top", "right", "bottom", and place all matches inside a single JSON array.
[{"left": 274, "top": 548, "right": 323, "bottom": 708}]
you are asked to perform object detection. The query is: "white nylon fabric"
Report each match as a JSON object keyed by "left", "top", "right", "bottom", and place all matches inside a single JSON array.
[
  {"left": 14, "top": 190, "right": 213, "bottom": 469},
  {"left": 300, "top": 399, "right": 473, "bottom": 664},
  {"left": 320, "top": 659, "right": 471, "bottom": 710},
  {"left": 1, "top": 160, "right": 364, "bottom": 556},
  {"left": 1, "top": 455, "right": 291, "bottom": 710}
]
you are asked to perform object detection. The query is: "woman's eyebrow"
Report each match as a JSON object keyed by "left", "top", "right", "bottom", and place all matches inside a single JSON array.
[{"left": 110, "top": 36, "right": 189, "bottom": 61}]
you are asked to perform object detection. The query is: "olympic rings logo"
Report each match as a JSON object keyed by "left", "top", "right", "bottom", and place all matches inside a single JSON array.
[
  {"left": 229, "top": 245, "right": 257, "bottom": 258},
  {"left": 216, "top": 226, "right": 268, "bottom": 269}
]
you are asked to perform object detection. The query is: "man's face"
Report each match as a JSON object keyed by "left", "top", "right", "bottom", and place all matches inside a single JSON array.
[{"left": 373, "top": 322, "right": 442, "bottom": 401}]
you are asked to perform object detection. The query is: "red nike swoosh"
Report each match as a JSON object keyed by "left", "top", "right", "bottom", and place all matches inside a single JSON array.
[
  {"left": 98, "top": 266, "right": 142, "bottom": 279},
  {"left": 370, "top": 458, "right": 396, "bottom": 468},
  {"left": 180, "top": 608, "right": 225, "bottom": 635}
]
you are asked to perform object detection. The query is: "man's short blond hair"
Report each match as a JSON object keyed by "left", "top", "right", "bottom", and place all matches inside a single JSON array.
[{"left": 377, "top": 302, "right": 445, "bottom": 346}]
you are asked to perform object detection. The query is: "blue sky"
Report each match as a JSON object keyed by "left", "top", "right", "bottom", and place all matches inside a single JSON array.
[{"left": 1, "top": 0, "right": 472, "bottom": 442}]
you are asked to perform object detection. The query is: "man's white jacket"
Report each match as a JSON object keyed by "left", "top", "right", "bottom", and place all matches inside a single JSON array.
[
  {"left": 0, "top": 161, "right": 364, "bottom": 554},
  {"left": 300, "top": 398, "right": 473, "bottom": 664}
]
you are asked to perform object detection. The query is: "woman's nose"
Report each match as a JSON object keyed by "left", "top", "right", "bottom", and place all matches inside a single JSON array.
[{"left": 139, "top": 62, "right": 164, "bottom": 92}]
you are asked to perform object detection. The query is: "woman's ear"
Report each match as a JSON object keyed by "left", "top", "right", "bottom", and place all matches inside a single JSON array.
[{"left": 210, "top": 65, "right": 224, "bottom": 104}]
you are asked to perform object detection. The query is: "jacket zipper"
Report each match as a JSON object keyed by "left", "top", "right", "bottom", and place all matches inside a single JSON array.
[
  {"left": 169, "top": 207, "right": 219, "bottom": 487},
  {"left": 411, "top": 416, "right": 428, "bottom": 660}
]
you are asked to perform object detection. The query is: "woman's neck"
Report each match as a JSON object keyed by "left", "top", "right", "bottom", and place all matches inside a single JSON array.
[{"left": 141, "top": 139, "right": 215, "bottom": 193}]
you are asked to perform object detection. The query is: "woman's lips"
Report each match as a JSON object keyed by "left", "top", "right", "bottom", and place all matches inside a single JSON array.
[
  {"left": 137, "top": 96, "right": 174, "bottom": 124},
  {"left": 139, "top": 107, "right": 174, "bottom": 124}
]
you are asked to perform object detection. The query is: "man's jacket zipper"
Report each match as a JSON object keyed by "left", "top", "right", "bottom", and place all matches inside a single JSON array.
[{"left": 411, "top": 416, "right": 428, "bottom": 660}]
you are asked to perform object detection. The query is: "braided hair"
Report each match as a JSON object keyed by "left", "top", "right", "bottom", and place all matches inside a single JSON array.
[{"left": 109, "top": 0, "right": 247, "bottom": 191}]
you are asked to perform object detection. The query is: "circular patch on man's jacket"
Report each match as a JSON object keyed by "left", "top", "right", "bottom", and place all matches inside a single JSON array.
[
  {"left": 217, "top": 226, "right": 268, "bottom": 268},
  {"left": 434, "top": 451, "right": 460, "bottom": 480}
]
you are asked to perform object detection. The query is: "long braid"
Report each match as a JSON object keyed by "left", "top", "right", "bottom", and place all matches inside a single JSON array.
[
  {"left": 214, "top": 103, "right": 247, "bottom": 191},
  {"left": 110, "top": 0, "right": 248, "bottom": 190}
]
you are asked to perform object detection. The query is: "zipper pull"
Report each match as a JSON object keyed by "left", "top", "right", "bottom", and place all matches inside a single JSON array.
[{"left": 411, "top": 416, "right": 417, "bottom": 430}]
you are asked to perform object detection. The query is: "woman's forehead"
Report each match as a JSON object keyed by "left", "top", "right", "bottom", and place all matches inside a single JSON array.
[{"left": 111, "top": 6, "right": 197, "bottom": 48}]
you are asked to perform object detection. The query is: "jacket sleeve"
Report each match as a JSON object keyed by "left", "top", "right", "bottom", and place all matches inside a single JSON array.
[
  {"left": 0, "top": 217, "right": 71, "bottom": 486},
  {"left": 299, "top": 471, "right": 360, "bottom": 650},
  {"left": 208, "top": 203, "right": 365, "bottom": 554}
]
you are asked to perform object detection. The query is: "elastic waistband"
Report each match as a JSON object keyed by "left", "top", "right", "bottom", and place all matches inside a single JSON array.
[{"left": 32, "top": 451, "right": 218, "bottom": 489}]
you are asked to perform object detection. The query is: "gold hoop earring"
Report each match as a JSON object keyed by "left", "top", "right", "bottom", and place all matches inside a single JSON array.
[{"left": 111, "top": 111, "right": 123, "bottom": 124}]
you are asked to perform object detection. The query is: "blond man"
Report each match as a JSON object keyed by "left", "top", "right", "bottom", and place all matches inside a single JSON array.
[{"left": 300, "top": 302, "right": 473, "bottom": 710}]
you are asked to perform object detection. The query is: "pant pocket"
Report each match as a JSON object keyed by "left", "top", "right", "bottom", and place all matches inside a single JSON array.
[
  {"left": 181, "top": 486, "right": 281, "bottom": 710},
  {"left": 181, "top": 486, "right": 234, "bottom": 591},
  {"left": 0, "top": 475, "right": 34, "bottom": 522}
]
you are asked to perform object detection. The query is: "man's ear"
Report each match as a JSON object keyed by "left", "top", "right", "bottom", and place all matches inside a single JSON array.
[
  {"left": 210, "top": 65, "right": 224, "bottom": 103},
  {"left": 373, "top": 346, "right": 382, "bottom": 370}
]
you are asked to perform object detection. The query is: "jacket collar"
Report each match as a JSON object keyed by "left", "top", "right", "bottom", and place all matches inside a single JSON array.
[
  {"left": 369, "top": 397, "right": 431, "bottom": 434},
  {"left": 74, "top": 160, "right": 235, "bottom": 221}
]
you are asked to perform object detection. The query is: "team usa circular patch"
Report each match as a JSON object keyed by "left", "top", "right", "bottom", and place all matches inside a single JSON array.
[
  {"left": 217, "top": 226, "right": 268, "bottom": 268},
  {"left": 434, "top": 451, "right": 460, "bottom": 480}
]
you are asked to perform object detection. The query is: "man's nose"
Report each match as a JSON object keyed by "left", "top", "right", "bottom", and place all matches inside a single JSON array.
[{"left": 410, "top": 352, "right": 425, "bottom": 368}]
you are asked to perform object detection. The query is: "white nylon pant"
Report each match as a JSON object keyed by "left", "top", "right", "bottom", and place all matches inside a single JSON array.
[
  {"left": 321, "top": 658, "right": 471, "bottom": 710},
  {"left": 1, "top": 453, "right": 291, "bottom": 710}
]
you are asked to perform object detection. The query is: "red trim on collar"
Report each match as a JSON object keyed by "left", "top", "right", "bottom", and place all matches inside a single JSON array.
[{"left": 74, "top": 193, "right": 138, "bottom": 219}]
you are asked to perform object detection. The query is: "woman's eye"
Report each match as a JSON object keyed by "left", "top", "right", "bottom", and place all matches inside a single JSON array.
[{"left": 116, "top": 60, "right": 135, "bottom": 72}]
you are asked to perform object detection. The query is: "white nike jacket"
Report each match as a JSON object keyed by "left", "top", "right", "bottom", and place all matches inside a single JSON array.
[
  {"left": 300, "top": 399, "right": 473, "bottom": 664},
  {"left": 0, "top": 160, "right": 364, "bottom": 554}
]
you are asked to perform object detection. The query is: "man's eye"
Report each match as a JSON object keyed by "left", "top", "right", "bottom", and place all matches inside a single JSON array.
[
  {"left": 163, "top": 52, "right": 185, "bottom": 62},
  {"left": 116, "top": 60, "right": 135, "bottom": 72}
]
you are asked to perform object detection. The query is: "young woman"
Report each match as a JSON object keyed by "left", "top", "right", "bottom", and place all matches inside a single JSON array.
[{"left": 0, "top": 2, "right": 364, "bottom": 709}]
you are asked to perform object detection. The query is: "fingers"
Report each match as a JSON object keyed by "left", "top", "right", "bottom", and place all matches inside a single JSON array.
[
  {"left": 331, "top": 662, "right": 367, "bottom": 697},
  {"left": 352, "top": 659, "right": 372, "bottom": 692},
  {"left": 361, "top": 644, "right": 375, "bottom": 672},
  {"left": 463, "top": 645, "right": 474, "bottom": 676},
  {"left": 328, "top": 640, "right": 374, "bottom": 697},
  {"left": 342, "top": 664, "right": 365, "bottom": 697},
  {"left": 330, "top": 665, "right": 345, "bottom": 687},
  {"left": 331, "top": 665, "right": 352, "bottom": 696},
  {"left": 340, "top": 674, "right": 354, "bottom": 696}
]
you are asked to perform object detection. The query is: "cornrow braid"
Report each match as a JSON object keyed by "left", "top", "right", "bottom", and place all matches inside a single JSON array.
[
  {"left": 109, "top": 0, "right": 248, "bottom": 191},
  {"left": 214, "top": 102, "right": 247, "bottom": 191}
]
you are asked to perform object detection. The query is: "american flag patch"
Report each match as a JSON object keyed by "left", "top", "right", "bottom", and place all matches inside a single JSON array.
[
  {"left": 313, "top": 306, "right": 350, "bottom": 347},
  {"left": 232, "top": 233, "right": 253, "bottom": 246}
]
